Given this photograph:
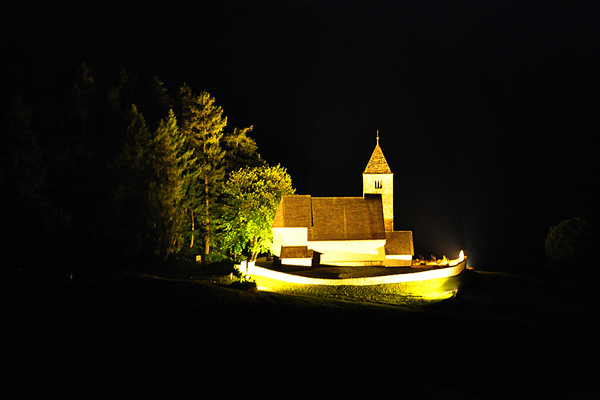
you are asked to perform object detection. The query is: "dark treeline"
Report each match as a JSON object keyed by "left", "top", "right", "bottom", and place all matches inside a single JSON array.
[{"left": 1, "top": 62, "right": 279, "bottom": 273}]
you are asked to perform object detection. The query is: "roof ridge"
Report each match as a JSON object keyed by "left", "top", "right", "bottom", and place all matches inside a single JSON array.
[{"left": 312, "top": 196, "right": 365, "bottom": 199}]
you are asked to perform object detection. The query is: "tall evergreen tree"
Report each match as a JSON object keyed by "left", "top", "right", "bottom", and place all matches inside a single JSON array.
[
  {"left": 0, "top": 91, "right": 47, "bottom": 268},
  {"left": 111, "top": 105, "right": 198, "bottom": 262},
  {"left": 57, "top": 62, "right": 103, "bottom": 218},
  {"left": 177, "top": 86, "right": 263, "bottom": 262},
  {"left": 48, "top": 62, "right": 173, "bottom": 263},
  {"left": 0, "top": 91, "right": 46, "bottom": 208},
  {"left": 222, "top": 126, "right": 265, "bottom": 172},
  {"left": 178, "top": 87, "right": 227, "bottom": 262},
  {"left": 108, "top": 67, "right": 172, "bottom": 132},
  {"left": 111, "top": 104, "right": 154, "bottom": 258},
  {"left": 192, "top": 91, "right": 227, "bottom": 262},
  {"left": 53, "top": 62, "right": 132, "bottom": 260},
  {"left": 148, "top": 109, "right": 196, "bottom": 260}
]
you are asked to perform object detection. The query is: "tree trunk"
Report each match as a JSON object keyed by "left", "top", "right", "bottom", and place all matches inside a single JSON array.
[
  {"left": 250, "top": 236, "right": 258, "bottom": 262},
  {"left": 189, "top": 208, "right": 194, "bottom": 248},
  {"left": 203, "top": 178, "right": 210, "bottom": 264}
]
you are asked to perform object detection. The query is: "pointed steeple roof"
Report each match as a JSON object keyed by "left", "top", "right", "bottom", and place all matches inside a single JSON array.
[{"left": 363, "top": 132, "right": 392, "bottom": 174}]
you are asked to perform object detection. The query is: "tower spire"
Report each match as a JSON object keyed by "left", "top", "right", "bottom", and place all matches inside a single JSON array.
[
  {"left": 364, "top": 133, "right": 391, "bottom": 174},
  {"left": 363, "top": 130, "right": 394, "bottom": 231}
]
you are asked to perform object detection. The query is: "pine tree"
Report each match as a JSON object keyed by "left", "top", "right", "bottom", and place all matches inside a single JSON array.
[
  {"left": 1, "top": 92, "right": 46, "bottom": 208},
  {"left": 222, "top": 126, "right": 265, "bottom": 172},
  {"left": 148, "top": 109, "right": 196, "bottom": 260},
  {"left": 0, "top": 91, "right": 47, "bottom": 268},
  {"left": 108, "top": 67, "right": 172, "bottom": 132},
  {"left": 55, "top": 62, "right": 141, "bottom": 260},
  {"left": 178, "top": 87, "right": 226, "bottom": 262},
  {"left": 178, "top": 87, "right": 266, "bottom": 262},
  {"left": 111, "top": 104, "right": 154, "bottom": 258}
]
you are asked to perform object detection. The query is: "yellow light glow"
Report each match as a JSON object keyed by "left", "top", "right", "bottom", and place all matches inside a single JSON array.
[
  {"left": 235, "top": 260, "right": 464, "bottom": 302},
  {"left": 417, "top": 250, "right": 465, "bottom": 267},
  {"left": 422, "top": 289, "right": 458, "bottom": 301},
  {"left": 245, "top": 262, "right": 464, "bottom": 286},
  {"left": 246, "top": 272, "right": 462, "bottom": 303},
  {"left": 234, "top": 253, "right": 467, "bottom": 301},
  {"left": 448, "top": 250, "right": 466, "bottom": 266}
]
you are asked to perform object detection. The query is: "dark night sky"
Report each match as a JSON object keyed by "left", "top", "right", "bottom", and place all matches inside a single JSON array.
[{"left": 3, "top": 0, "right": 599, "bottom": 271}]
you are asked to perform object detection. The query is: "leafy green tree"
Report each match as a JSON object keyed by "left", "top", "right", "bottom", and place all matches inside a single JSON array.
[
  {"left": 221, "top": 164, "right": 295, "bottom": 262},
  {"left": 545, "top": 217, "right": 595, "bottom": 276}
]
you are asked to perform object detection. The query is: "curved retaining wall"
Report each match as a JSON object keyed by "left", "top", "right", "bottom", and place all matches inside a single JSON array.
[
  {"left": 246, "top": 260, "right": 466, "bottom": 286},
  {"left": 243, "top": 260, "right": 467, "bottom": 301}
]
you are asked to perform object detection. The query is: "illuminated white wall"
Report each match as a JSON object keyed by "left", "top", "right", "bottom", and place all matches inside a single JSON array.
[
  {"left": 273, "top": 227, "right": 419, "bottom": 267},
  {"left": 309, "top": 239, "right": 386, "bottom": 266},
  {"left": 385, "top": 254, "right": 412, "bottom": 267},
  {"left": 280, "top": 258, "right": 312, "bottom": 266},
  {"left": 272, "top": 227, "right": 308, "bottom": 257}
]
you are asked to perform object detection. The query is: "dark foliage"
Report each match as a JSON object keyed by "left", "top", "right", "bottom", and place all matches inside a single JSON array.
[
  {"left": 229, "top": 278, "right": 258, "bottom": 291},
  {"left": 0, "top": 88, "right": 49, "bottom": 269},
  {"left": 2, "top": 62, "right": 266, "bottom": 272},
  {"left": 545, "top": 216, "right": 599, "bottom": 278}
]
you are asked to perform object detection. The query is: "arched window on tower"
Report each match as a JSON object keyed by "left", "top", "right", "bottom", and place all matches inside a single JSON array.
[{"left": 375, "top": 180, "right": 382, "bottom": 189}]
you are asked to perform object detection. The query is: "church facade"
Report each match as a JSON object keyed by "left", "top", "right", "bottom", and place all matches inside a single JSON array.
[{"left": 271, "top": 137, "right": 414, "bottom": 267}]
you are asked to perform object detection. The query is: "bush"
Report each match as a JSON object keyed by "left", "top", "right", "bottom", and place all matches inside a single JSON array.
[
  {"left": 545, "top": 217, "right": 596, "bottom": 276},
  {"left": 230, "top": 278, "right": 257, "bottom": 291}
]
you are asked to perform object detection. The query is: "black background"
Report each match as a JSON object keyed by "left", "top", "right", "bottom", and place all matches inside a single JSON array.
[{"left": 3, "top": 0, "right": 599, "bottom": 272}]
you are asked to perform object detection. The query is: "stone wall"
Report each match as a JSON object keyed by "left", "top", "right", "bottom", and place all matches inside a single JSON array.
[
  {"left": 241, "top": 261, "right": 466, "bottom": 301},
  {"left": 363, "top": 173, "right": 394, "bottom": 231}
]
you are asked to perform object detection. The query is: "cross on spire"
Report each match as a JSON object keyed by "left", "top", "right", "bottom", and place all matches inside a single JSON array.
[{"left": 376, "top": 130, "right": 379, "bottom": 145}]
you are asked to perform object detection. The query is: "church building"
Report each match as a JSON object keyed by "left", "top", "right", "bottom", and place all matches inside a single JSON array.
[{"left": 271, "top": 135, "right": 414, "bottom": 267}]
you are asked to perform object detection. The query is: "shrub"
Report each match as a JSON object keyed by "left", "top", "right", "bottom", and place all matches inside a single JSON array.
[
  {"left": 545, "top": 217, "right": 595, "bottom": 276},
  {"left": 230, "top": 278, "right": 257, "bottom": 291}
]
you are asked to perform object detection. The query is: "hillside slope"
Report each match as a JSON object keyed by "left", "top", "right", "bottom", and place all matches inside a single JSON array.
[{"left": 3, "top": 268, "right": 598, "bottom": 399}]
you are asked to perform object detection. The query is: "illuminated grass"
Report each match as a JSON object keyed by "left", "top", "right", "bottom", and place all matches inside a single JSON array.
[{"left": 251, "top": 273, "right": 462, "bottom": 304}]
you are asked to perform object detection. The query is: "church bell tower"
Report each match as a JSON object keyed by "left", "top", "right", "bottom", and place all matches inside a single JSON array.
[{"left": 363, "top": 132, "right": 394, "bottom": 231}]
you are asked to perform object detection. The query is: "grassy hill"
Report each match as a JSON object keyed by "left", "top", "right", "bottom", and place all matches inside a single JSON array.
[{"left": 4, "top": 266, "right": 599, "bottom": 399}]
